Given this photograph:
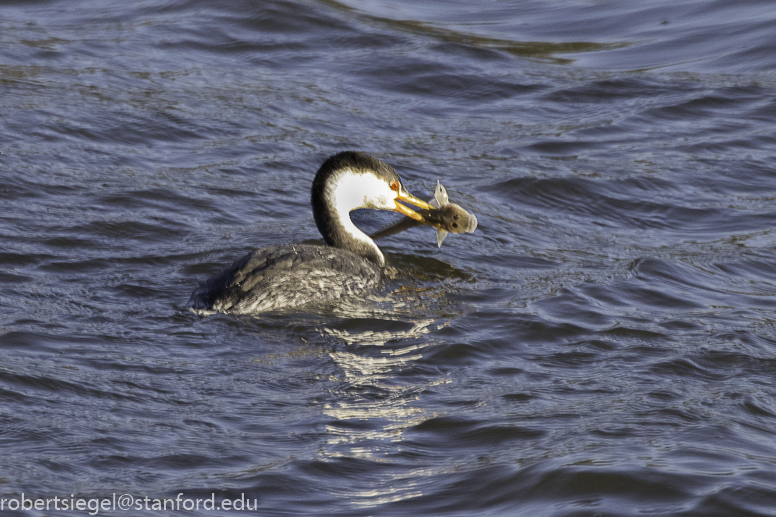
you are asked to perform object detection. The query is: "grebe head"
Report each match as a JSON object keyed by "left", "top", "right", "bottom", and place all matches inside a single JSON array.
[{"left": 311, "top": 152, "right": 433, "bottom": 266}]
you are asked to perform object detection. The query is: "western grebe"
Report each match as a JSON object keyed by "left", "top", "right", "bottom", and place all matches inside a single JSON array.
[{"left": 189, "top": 151, "right": 435, "bottom": 314}]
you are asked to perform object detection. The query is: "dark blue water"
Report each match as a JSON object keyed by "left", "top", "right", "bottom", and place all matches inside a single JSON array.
[{"left": 2, "top": 0, "right": 776, "bottom": 515}]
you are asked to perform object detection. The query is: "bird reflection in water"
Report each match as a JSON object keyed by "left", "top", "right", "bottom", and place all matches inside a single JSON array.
[{"left": 319, "top": 314, "right": 450, "bottom": 506}]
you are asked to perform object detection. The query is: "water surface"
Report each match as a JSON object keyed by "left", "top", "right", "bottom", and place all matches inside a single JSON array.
[{"left": 2, "top": 0, "right": 776, "bottom": 515}]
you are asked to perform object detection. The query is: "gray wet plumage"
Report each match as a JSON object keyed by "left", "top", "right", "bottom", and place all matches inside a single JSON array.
[{"left": 189, "top": 243, "right": 381, "bottom": 314}]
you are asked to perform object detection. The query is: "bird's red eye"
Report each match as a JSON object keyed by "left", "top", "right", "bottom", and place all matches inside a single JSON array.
[{"left": 390, "top": 180, "right": 400, "bottom": 191}]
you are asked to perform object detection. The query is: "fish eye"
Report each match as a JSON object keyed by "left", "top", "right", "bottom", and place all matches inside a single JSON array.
[{"left": 452, "top": 223, "right": 458, "bottom": 229}]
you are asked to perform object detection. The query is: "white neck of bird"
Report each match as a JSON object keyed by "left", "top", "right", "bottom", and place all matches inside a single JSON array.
[{"left": 329, "top": 170, "right": 397, "bottom": 267}]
